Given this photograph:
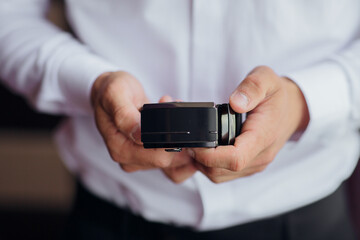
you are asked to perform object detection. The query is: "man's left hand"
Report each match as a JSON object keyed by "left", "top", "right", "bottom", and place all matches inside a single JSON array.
[{"left": 189, "top": 66, "right": 310, "bottom": 183}]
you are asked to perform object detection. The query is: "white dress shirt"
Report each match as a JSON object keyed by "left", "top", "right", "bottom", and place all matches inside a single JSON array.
[{"left": 1, "top": 0, "right": 360, "bottom": 231}]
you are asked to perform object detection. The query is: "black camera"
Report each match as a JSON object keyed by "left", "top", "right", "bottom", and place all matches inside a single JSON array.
[{"left": 141, "top": 102, "right": 244, "bottom": 152}]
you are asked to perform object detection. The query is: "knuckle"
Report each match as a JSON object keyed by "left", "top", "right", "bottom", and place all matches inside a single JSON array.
[
  {"left": 109, "top": 149, "right": 127, "bottom": 164},
  {"left": 102, "top": 81, "right": 115, "bottom": 95},
  {"left": 114, "top": 71, "right": 132, "bottom": 80},
  {"left": 206, "top": 167, "right": 220, "bottom": 178},
  {"left": 257, "top": 157, "right": 268, "bottom": 166},
  {"left": 228, "top": 150, "right": 244, "bottom": 171},
  {"left": 171, "top": 176, "right": 184, "bottom": 184},
  {"left": 154, "top": 158, "right": 171, "bottom": 168},
  {"left": 208, "top": 176, "right": 223, "bottom": 184},
  {"left": 266, "top": 150, "right": 277, "bottom": 163},
  {"left": 174, "top": 154, "right": 191, "bottom": 166},
  {"left": 245, "top": 75, "right": 264, "bottom": 96},
  {"left": 259, "top": 150, "right": 276, "bottom": 165},
  {"left": 109, "top": 150, "right": 121, "bottom": 163},
  {"left": 114, "top": 106, "right": 139, "bottom": 136},
  {"left": 107, "top": 140, "right": 128, "bottom": 164},
  {"left": 229, "top": 157, "right": 244, "bottom": 172},
  {"left": 121, "top": 164, "right": 137, "bottom": 173},
  {"left": 113, "top": 105, "right": 128, "bottom": 128},
  {"left": 164, "top": 169, "right": 185, "bottom": 184},
  {"left": 194, "top": 152, "right": 207, "bottom": 165},
  {"left": 256, "top": 166, "right": 267, "bottom": 173},
  {"left": 202, "top": 156, "right": 213, "bottom": 168},
  {"left": 101, "top": 82, "right": 119, "bottom": 106},
  {"left": 255, "top": 65, "right": 273, "bottom": 73},
  {"left": 198, "top": 151, "right": 218, "bottom": 168}
]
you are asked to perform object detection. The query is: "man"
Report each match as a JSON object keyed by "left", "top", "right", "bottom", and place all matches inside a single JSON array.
[{"left": 0, "top": 1, "right": 359, "bottom": 239}]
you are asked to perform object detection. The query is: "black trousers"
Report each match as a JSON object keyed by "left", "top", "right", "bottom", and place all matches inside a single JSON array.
[{"left": 63, "top": 182, "right": 356, "bottom": 240}]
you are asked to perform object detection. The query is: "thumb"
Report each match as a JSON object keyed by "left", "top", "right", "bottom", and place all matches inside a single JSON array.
[
  {"left": 111, "top": 102, "right": 142, "bottom": 144},
  {"left": 92, "top": 71, "right": 147, "bottom": 145},
  {"left": 102, "top": 89, "right": 144, "bottom": 144},
  {"left": 229, "top": 66, "right": 280, "bottom": 113}
]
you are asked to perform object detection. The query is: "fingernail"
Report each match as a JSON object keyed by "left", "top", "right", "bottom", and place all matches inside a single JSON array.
[
  {"left": 130, "top": 124, "right": 141, "bottom": 143},
  {"left": 187, "top": 149, "right": 195, "bottom": 158},
  {"left": 230, "top": 91, "right": 249, "bottom": 109}
]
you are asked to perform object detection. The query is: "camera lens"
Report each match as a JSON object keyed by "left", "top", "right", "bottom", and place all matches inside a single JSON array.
[{"left": 217, "top": 104, "right": 243, "bottom": 145}]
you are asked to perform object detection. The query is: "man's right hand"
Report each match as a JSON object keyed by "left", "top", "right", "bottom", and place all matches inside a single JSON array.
[{"left": 91, "top": 71, "right": 196, "bottom": 181}]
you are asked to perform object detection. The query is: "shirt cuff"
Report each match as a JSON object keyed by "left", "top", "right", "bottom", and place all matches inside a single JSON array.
[
  {"left": 58, "top": 53, "right": 119, "bottom": 115},
  {"left": 285, "top": 61, "right": 351, "bottom": 144}
]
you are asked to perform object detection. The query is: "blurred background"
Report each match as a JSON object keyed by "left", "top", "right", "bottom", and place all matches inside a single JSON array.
[{"left": 0, "top": 1, "right": 75, "bottom": 239}]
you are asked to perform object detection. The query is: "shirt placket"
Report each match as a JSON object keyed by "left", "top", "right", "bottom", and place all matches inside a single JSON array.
[
  {"left": 191, "top": 0, "right": 236, "bottom": 229},
  {"left": 189, "top": 0, "right": 225, "bottom": 102}
]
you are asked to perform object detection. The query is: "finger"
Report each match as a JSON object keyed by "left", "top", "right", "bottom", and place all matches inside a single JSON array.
[
  {"left": 194, "top": 162, "right": 229, "bottom": 176},
  {"left": 194, "top": 162, "right": 267, "bottom": 183},
  {"left": 95, "top": 105, "right": 127, "bottom": 147},
  {"left": 100, "top": 78, "right": 147, "bottom": 144},
  {"left": 237, "top": 165, "right": 267, "bottom": 177},
  {"left": 190, "top": 146, "right": 240, "bottom": 171},
  {"left": 163, "top": 162, "right": 197, "bottom": 184},
  {"left": 95, "top": 106, "right": 137, "bottom": 166},
  {"left": 189, "top": 130, "right": 261, "bottom": 171},
  {"left": 120, "top": 163, "right": 154, "bottom": 173},
  {"left": 111, "top": 100, "right": 142, "bottom": 144},
  {"left": 159, "top": 95, "right": 173, "bottom": 103},
  {"left": 172, "top": 150, "right": 195, "bottom": 166},
  {"left": 102, "top": 121, "right": 193, "bottom": 168},
  {"left": 114, "top": 139, "right": 192, "bottom": 168},
  {"left": 229, "top": 66, "right": 281, "bottom": 113},
  {"left": 118, "top": 142, "right": 172, "bottom": 168},
  {"left": 194, "top": 162, "right": 235, "bottom": 183}
]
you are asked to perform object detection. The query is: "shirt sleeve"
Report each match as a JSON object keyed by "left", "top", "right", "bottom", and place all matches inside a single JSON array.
[
  {"left": 0, "top": 0, "right": 119, "bottom": 116},
  {"left": 286, "top": 40, "right": 360, "bottom": 145}
]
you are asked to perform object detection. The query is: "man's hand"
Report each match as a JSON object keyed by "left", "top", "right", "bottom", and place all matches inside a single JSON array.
[
  {"left": 91, "top": 71, "right": 193, "bottom": 174},
  {"left": 190, "top": 66, "right": 310, "bottom": 183}
]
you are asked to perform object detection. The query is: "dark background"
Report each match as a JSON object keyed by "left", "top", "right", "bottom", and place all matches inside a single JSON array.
[
  {"left": 0, "top": 85, "right": 69, "bottom": 239},
  {"left": 0, "top": 84, "right": 61, "bottom": 130}
]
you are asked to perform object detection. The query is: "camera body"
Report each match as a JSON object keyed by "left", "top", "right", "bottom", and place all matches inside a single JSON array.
[{"left": 141, "top": 102, "right": 243, "bottom": 151}]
